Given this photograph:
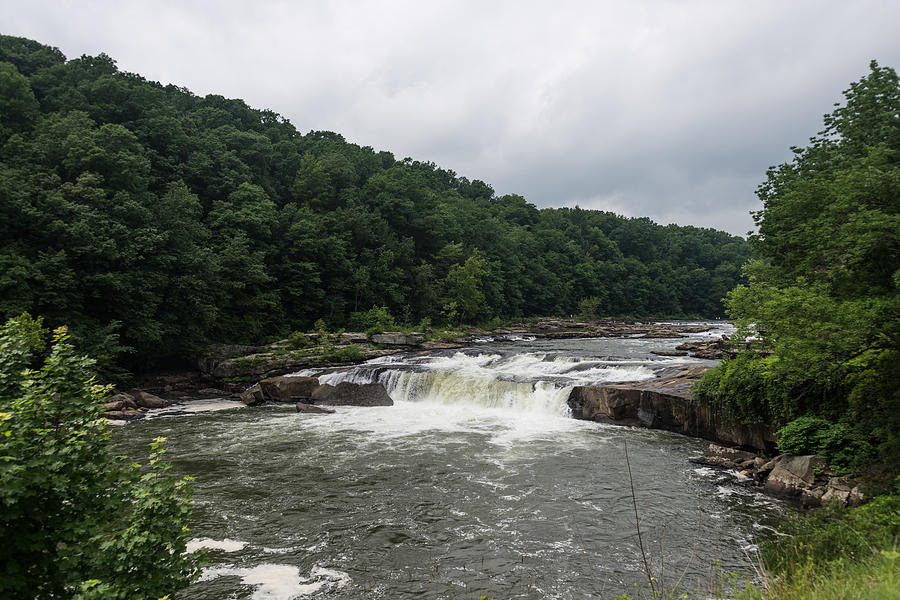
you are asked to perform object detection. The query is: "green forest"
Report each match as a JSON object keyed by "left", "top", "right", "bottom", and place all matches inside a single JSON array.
[
  {"left": 695, "top": 61, "right": 900, "bottom": 472},
  {"left": 0, "top": 35, "right": 751, "bottom": 370}
]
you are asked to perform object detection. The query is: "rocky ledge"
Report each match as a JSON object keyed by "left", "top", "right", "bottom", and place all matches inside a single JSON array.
[
  {"left": 568, "top": 365, "right": 777, "bottom": 453},
  {"left": 239, "top": 375, "right": 393, "bottom": 412},
  {"left": 693, "top": 444, "right": 864, "bottom": 508},
  {"left": 196, "top": 320, "right": 720, "bottom": 383},
  {"left": 102, "top": 390, "right": 172, "bottom": 420}
]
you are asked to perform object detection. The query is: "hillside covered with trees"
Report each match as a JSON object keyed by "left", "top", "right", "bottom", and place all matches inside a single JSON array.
[
  {"left": 0, "top": 36, "right": 751, "bottom": 369},
  {"left": 695, "top": 61, "right": 900, "bottom": 472}
]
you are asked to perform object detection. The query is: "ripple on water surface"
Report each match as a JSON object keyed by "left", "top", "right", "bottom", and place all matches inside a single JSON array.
[{"left": 115, "top": 328, "right": 783, "bottom": 599}]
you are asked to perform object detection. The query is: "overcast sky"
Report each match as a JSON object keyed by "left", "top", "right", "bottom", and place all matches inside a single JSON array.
[{"left": 4, "top": 1, "right": 899, "bottom": 235}]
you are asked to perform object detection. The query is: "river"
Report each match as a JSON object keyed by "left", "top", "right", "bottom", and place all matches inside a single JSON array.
[{"left": 112, "top": 322, "right": 785, "bottom": 599}]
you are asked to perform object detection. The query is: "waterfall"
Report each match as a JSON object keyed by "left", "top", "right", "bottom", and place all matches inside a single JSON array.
[{"left": 308, "top": 350, "right": 656, "bottom": 415}]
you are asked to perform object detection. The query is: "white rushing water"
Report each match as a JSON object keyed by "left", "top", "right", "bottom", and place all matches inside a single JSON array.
[
  {"left": 116, "top": 322, "right": 787, "bottom": 600},
  {"left": 304, "top": 349, "right": 661, "bottom": 417}
]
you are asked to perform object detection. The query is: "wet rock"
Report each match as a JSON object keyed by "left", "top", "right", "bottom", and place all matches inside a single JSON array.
[
  {"left": 694, "top": 444, "right": 759, "bottom": 469},
  {"left": 310, "top": 381, "right": 393, "bottom": 406},
  {"left": 104, "top": 399, "right": 126, "bottom": 411},
  {"left": 240, "top": 383, "right": 266, "bottom": 406},
  {"left": 104, "top": 409, "right": 146, "bottom": 421},
  {"left": 108, "top": 392, "right": 137, "bottom": 409},
  {"left": 295, "top": 402, "right": 335, "bottom": 415},
  {"left": 764, "top": 454, "right": 828, "bottom": 505},
  {"left": 132, "top": 391, "right": 170, "bottom": 409},
  {"left": 674, "top": 340, "right": 726, "bottom": 359},
  {"left": 259, "top": 376, "right": 320, "bottom": 402}
]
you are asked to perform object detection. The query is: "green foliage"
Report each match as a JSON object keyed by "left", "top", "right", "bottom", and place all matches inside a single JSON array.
[
  {"left": 776, "top": 416, "right": 874, "bottom": 472},
  {"left": 692, "top": 353, "right": 786, "bottom": 425},
  {"left": 577, "top": 296, "right": 602, "bottom": 320},
  {"left": 1, "top": 34, "right": 752, "bottom": 373},
  {"left": 347, "top": 305, "right": 396, "bottom": 333},
  {"left": 325, "top": 344, "right": 364, "bottom": 363},
  {"left": 763, "top": 485, "right": 900, "bottom": 578},
  {"left": 0, "top": 315, "right": 203, "bottom": 598},
  {"left": 695, "top": 61, "right": 900, "bottom": 471},
  {"left": 287, "top": 330, "right": 312, "bottom": 349}
]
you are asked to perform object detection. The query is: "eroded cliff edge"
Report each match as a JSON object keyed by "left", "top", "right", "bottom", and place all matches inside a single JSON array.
[{"left": 567, "top": 365, "right": 777, "bottom": 454}]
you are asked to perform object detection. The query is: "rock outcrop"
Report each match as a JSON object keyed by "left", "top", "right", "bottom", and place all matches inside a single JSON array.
[
  {"left": 132, "top": 391, "right": 170, "bottom": 409},
  {"left": 309, "top": 381, "right": 393, "bottom": 406},
  {"left": 259, "top": 376, "right": 320, "bottom": 402},
  {"left": 102, "top": 392, "right": 149, "bottom": 420},
  {"left": 693, "top": 444, "right": 864, "bottom": 507},
  {"left": 567, "top": 365, "right": 777, "bottom": 453},
  {"left": 371, "top": 332, "right": 426, "bottom": 346},
  {"left": 240, "top": 376, "right": 393, "bottom": 408}
]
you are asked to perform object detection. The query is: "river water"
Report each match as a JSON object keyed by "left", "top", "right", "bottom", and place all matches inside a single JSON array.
[{"left": 112, "top": 323, "right": 785, "bottom": 599}]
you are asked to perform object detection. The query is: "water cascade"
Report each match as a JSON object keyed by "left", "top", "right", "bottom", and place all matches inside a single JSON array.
[{"left": 113, "top": 326, "right": 785, "bottom": 600}]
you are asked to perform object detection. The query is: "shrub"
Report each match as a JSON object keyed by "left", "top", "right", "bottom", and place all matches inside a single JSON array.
[
  {"left": 777, "top": 416, "right": 874, "bottom": 473},
  {"left": 287, "top": 330, "right": 311, "bottom": 349},
  {"left": 326, "top": 345, "right": 364, "bottom": 363},
  {"left": 0, "top": 315, "right": 203, "bottom": 598},
  {"left": 347, "top": 306, "right": 396, "bottom": 333},
  {"left": 693, "top": 354, "right": 790, "bottom": 425}
]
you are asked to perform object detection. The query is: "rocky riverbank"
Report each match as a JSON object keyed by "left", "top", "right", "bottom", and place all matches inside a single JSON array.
[
  {"left": 193, "top": 319, "right": 719, "bottom": 385},
  {"left": 567, "top": 366, "right": 864, "bottom": 508},
  {"left": 693, "top": 444, "right": 864, "bottom": 508},
  {"left": 567, "top": 365, "right": 777, "bottom": 452},
  {"left": 103, "top": 319, "right": 722, "bottom": 420}
]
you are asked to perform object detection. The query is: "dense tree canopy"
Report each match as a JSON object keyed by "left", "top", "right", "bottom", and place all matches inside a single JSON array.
[
  {"left": 695, "top": 61, "right": 900, "bottom": 471},
  {"left": 0, "top": 36, "right": 752, "bottom": 369}
]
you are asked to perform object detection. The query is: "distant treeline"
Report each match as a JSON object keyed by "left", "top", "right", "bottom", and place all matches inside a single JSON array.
[{"left": 0, "top": 36, "right": 751, "bottom": 367}]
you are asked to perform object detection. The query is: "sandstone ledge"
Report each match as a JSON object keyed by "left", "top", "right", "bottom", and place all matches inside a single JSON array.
[{"left": 567, "top": 365, "right": 777, "bottom": 453}]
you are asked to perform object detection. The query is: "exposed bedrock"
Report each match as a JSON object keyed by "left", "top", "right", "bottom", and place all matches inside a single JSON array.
[
  {"left": 309, "top": 381, "right": 393, "bottom": 407},
  {"left": 567, "top": 365, "right": 777, "bottom": 453},
  {"left": 240, "top": 376, "right": 393, "bottom": 408}
]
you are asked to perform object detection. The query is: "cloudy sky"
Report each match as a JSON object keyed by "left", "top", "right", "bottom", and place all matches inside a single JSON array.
[{"left": 4, "top": 1, "right": 899, "bottom": 235}]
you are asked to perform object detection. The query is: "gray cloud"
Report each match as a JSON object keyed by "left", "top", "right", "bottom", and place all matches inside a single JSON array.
[{"left": 4, "top": 0, "right": 899, "bottom": 235}]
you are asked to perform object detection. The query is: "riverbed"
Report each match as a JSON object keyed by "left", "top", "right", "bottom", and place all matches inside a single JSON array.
[{"left": 112, "top": 323, "right": 785, "bottom": 599}]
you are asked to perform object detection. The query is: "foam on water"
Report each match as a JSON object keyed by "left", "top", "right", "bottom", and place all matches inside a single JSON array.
[
  {"left": 310, "top": 349, "right": 657, "bottom": 418},
  {"left": 187, "top": 537, "right": 248, "bottom": 553},
  {"left": 200, "top": 564, "right": 349, "bottom": 599}
]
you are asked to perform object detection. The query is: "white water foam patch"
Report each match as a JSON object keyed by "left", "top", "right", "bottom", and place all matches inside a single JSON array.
[
  {"left": 200, "top": 564, "right": 349, "bottom": 599},
  {"left": 186, "top": 537, "right": 248, "bottom": 553},
  {"left": 380, "top": 369, "right": 573, "bottom": 416}
]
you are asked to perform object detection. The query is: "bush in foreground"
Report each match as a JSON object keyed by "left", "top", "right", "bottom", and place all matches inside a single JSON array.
[{"left": 0, "top": 314, "right": 203, "bottom": 599}]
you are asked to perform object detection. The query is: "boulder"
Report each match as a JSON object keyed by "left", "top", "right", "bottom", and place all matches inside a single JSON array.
[
  {"left": 104, "top": 409, "right": 146, "bottom": 421},
  {"left": 240, "top": 383, "right": 266, "bottom": 406},
  {"left": 295, "top": 402, "right": 335, "bottom": 415},
  {"left": 104, "top": 399, "right": 125, "bottom": 411},
  {"left": 821, "top": 476, "right": 865, "bottom": 507},
  {"left": 132, "top": 391, "right": 170, "bottom": 409},
  {"left": 310, "top": 381, "right": 393, "bottom": 406},
  {"left": 259, "top": 376, "right": 320, "bottom": 402},
  {"left": 108, "top": 392, "right": 137, "bottom": 409},
  {"left": 764, "top": 454, "right": 828, "bottom": 504}
]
